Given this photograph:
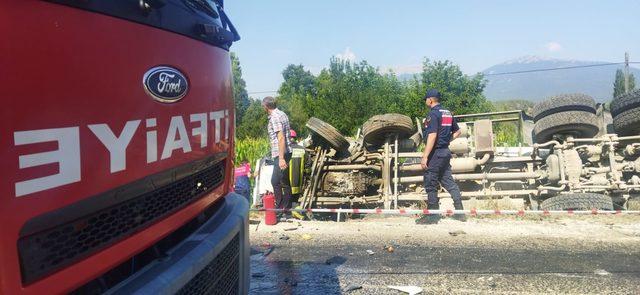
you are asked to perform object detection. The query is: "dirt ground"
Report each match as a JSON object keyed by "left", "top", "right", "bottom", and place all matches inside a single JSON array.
[{"left": 249, "top": 214, "right": 640, "bottom": 294}]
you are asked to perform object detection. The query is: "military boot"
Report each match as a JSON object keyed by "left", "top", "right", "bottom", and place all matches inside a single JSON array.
[
  {"left": 415, "top": 204, "right": 441, "bottom": 225},
  {"left": 451, "top": 202, "right": 467, "bottom": 222}
]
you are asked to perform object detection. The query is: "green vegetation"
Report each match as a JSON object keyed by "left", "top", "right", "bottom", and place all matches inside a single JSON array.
[
  {"left": 613, "top": 69, "right": 636, "bottom": 98},
  {"left": 492, "top": 100, "right": 534, "bottom": 116},
  {"left": 230, "top": 53, "right": 531, "bottom": 160},
  {"left": 275, "top": 58, "right": 492, "bottom": 136},
  {"left": 490, "top": 100, "right": 535, "bottom": 146},
  {"left": 234, "top": 137, "right": 270, "bottom": 167}
]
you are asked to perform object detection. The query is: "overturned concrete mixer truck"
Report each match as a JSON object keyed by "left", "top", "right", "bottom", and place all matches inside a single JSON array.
[{"left": 256, "top": 92, "right": 640, "bottom": 212}]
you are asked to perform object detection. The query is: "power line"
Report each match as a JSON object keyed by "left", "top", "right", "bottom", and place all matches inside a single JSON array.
[
  {"left": 247, "top": 90, "right": 278, "bottom": 95},
  {"left": 485, "top": 61, "right": 640, "bottom": 76},
  {"left": 246, "top": 61, "right": 640, "bottom": 94}
]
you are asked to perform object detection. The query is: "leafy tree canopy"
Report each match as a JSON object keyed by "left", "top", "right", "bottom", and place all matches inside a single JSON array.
[
  {"left": 236, "top": 56, "right": 493, "bottom": 139},
  {"left": 613, "top": 69, "right": 636, "bottom": 98},
  {"left": 231, "top": 52, "right": 250, "bottom": 122}
]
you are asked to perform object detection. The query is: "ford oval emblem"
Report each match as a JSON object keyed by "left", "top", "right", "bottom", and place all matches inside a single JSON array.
[{"left": 143, "top": 66, "right": 189, "bottom": 103}]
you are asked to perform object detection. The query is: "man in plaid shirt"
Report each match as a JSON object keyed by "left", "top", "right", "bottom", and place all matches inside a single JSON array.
[{"left": 262, "top": 96, "right": 293, "bottom": 216}]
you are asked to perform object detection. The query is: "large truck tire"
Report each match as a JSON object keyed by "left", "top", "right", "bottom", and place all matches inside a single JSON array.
[
  {"left": 362, "top": 114, "right": 415, "bottom": 147},
  {"left": 540, "top": 193, "right": 613, "bottom": 211},
  {"left": 532, "top": 93, "right": 596, "bottom": 122},
  {"left": 306, "top": 117, "right": 349, "bottom": 151},
  {"left": 611, "top": 89, "right": 640, "bottom": 136},
  {"left": 533, "top": 111, "right": 599, "bottom": 143}
]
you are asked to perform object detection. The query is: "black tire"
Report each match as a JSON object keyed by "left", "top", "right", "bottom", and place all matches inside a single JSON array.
[
  {"left": 611, "top": 89, "right": 640, "bottom": 136},
  {"left": 533, "top": 111, "right": 599, "bottom": 143},
  {"left": 532, "top": 93, "right": 596, "bottom": 122},
  {"left": 610, "top": 89, "right": 640, "bottom": 117},
  {"left": 306, "top": 117, "right": 349, "bottom": 151},
  {"left": 362, "top": 114, "right": 415, "bottom": 147},
  {"left": 541, "top": 193, "right": 613, "bottom": 211},
  {"left": 613, "top": 108, "right": 640, "bottom": 136}
]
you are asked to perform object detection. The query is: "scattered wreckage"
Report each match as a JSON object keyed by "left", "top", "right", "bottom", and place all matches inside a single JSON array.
[{"left": 254, "top": 91, "right": 640, "bottom": 211}]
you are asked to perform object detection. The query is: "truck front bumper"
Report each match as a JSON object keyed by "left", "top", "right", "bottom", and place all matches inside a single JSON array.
[{"left": 107, "top": 193, "right": 249, "bottom": 295}]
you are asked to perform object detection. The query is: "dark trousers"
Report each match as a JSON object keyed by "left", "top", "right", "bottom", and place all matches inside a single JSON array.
[
  {"left": 423, "top": 149, "right": 463, "bottom": 207},
  {"left": 272, "top": 153, "right": 293, "bottom": 210},
  {"left": 234, "top": 176, "right": 251, "bottom": 204}
]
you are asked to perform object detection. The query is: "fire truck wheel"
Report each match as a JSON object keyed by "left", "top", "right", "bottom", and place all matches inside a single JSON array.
[
  {"left": 540, "top": 193, "right": 613, "bottom": 211},
  {"left": 532, "top": 93, "right": 596, "bottom": 122},
  {"left": 306, "top": 117, "right": 350, "bottom": 151},
  {"left": 533, "top": 111, "right": 599, "bottom": 143},
  {"left": 611, "top": 89, "right": 640, "bottom": 136},
  {"left": 362, "top": 113, "right": 415, "bottom": 148}
]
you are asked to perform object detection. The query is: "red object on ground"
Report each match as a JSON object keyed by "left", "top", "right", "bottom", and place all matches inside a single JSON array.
[{"left": 263, "top": 193, "right": 278, "bottom": 225}]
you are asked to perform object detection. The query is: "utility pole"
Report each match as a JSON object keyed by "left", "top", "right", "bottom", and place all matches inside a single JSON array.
[{"left": 624, "top": 52, "right": 630, "bottom": 94}]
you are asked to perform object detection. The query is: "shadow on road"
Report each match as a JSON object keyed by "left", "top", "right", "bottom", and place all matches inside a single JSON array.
[{"left": 250, "top": 246, "right": 346, "bottom": 295}]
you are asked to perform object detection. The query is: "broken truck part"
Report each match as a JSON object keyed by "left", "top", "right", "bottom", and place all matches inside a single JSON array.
[{"left": 293, "top": 92, "right": 640, "bottom": 211}]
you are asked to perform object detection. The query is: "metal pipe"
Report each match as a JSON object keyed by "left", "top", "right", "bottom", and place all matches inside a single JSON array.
[
  {"left": 491, "top": 156, "right": 542, "bottom": 163},
  {"left": 578, "top": 185, "right": 613, "bottom": 189},
  {"left": 308, "top": 149, "right": 327, "bottom": 208},
  {"left": 394, "top": 172, "right": 538, "bottom": 184},
  {"left": 568, "top": 137, "right": 608, "bottom": 143},
  {"left": 616, "top": 135, "right": 640, "bottom": 141},
  {"left": 398, "top": 152, "right": 423, "bottom": 158},
  {"left": 460, "top": 117, "right": 521, "bottom": 124},
  {"left": 397, "top": 190, "right": 538, "bottom": 200},
  {"left": 400, "top": 153, "right": 541, "bottom": 164},
  {"left": 394, "top": 135, "right": 399, "bottom": 209},
  {"left": 586, "top": 167, "right": 610, "bottom": 173},
  {"left": 382, "top": 139, "right": 391, "bottom": 208},
  {"left": 301, "top": 147, "right": 322, "bottom": 208},
  {"left": 606, "top": 138, "right": 621, "bottom": 186},
  {"left": 554, "top": 150, "right": 567, "bottom": 189},
  {"left": 323, "top": 164, "right": 381, "bottom": 171},
  {"left": 455, "top": 110, "right": 522, "bottom": 118},
  {"left": 537, "top": 184, "right": 566, "bottom": 191},
  {"left": 476, "top": 153, "right": 491, "bottom": 165},
  {"left": 397, "top": 154, "right": 491, "bottom": 172},
  {"left": 533, "top": 140, "right": 561, "bottom": 149}
]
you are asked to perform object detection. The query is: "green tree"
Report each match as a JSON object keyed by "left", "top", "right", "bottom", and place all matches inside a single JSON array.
[
  {"left": 613, "top": 69, "right": 636, "bottom": 98},
  {"left": 273, "top": 58, "right": 491, "bottom": 137},
  {"left": 231, "top": 52, "right": 250, "bottom": 122},
  {"left": 277, "top": 65, "right": 317, "bottom": 134},
  {"left": 236, "top": 99, "right": 268, "bottom": 139},
  {"left": 307, "top": 58, "right": 408, "bottom": 135},
  {"left": 405, "top": 59, "right": 492, "bottom": 119}
]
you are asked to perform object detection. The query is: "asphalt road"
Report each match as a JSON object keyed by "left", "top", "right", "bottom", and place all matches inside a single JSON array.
[{"left": 249, "top": 215, "right": 640, "bottom": 294}]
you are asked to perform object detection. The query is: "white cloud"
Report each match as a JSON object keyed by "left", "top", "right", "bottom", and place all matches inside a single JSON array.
[
  {"left": 335, "top": 47, "right": 357, "bottom": 62},
  {"left": 545, "top": 42, "right": 563, "bottom": 52}
]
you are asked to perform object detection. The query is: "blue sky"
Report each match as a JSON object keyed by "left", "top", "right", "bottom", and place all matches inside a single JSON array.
[{"left": 225, "top": 0, "right": 640, "bottom": 96}]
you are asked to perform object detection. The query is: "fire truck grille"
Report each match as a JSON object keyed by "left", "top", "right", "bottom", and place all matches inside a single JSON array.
[
  {"left": 177, "top": 234, "right": 240, "bottom": 295},
  {"left": 18, "top": 161, "right": 225, "bottom": 284}
]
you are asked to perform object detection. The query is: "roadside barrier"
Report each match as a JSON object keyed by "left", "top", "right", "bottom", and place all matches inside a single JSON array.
[{"left": 250, "top": 208, "right": 640, "bottom": 216}]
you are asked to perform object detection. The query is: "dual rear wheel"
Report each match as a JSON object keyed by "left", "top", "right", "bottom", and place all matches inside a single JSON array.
[{"left": 532, "top": 94, "right": 598, "bottom": 143}]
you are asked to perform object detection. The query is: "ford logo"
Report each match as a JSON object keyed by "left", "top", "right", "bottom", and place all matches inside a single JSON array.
[{"left": 143, "top": 66, "right": 189, "bottom": 103}]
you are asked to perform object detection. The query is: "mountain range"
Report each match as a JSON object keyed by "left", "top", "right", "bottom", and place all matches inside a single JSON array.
[
  {"left": 397, "top": 56, "right": 639, "bottom": 102},
  {"left": 482, "top": 56, "right": 639, "bottom": 102}
]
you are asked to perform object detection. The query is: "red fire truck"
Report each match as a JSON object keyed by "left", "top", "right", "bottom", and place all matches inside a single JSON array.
[{"left": 1, "top": 1, "right": 248, "bottom": 294}]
